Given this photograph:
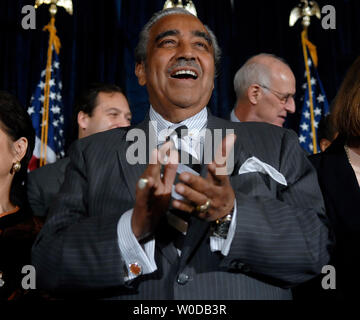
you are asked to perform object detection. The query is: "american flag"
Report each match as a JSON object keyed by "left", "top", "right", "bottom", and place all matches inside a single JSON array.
[
  {"left": 28, "top": 48, "right": 65, "bottom": 170},
  {"left": 298, "top": 48, "right": 330, "bottom": 154}
]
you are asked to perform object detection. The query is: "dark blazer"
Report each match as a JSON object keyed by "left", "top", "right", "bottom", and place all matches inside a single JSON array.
[
  {"left": 309, "top": 136, "right": 360, "bottom": 299},
  {"left": 27, "top": 158, "right": 70, "bottom": 217},
  {"left": 32, "top": 113, "right": 330, "bottom": 300}
]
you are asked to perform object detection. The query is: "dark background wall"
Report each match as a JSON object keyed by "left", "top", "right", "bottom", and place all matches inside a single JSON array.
[{"left": 1, "top": 0, "right": 359, "bottom": 150}]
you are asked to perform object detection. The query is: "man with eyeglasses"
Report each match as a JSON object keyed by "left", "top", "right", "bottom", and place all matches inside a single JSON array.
[{"left": 231, "top": 53, "right": 296, "bottom": 127}]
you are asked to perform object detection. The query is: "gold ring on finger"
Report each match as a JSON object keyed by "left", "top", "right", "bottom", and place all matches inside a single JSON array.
[{"left": 195, "top": 199, "right": 211, "bottom": 214}]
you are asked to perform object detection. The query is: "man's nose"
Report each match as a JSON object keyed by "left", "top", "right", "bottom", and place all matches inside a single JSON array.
[
  {"left": 176, "top": 42, "right": 195, "bottom": 60},
  {"left": 285, "top": 97, "right": 296, "bottom": 114}
]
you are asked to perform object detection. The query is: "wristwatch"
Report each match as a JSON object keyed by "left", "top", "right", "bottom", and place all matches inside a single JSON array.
[{"left": 212, "top": 213, "right": 233, "bottom": 239}]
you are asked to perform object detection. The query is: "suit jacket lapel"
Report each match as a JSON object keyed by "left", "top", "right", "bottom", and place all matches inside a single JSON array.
[
  {"left": 206, "top": 111, "right": 253, "bottom": 172},
  {"left": 117, "top": 117, "right": 152, "bottom": 201},
  {"left": 57, "top": 158, "right": 71, "bottom": 186}
]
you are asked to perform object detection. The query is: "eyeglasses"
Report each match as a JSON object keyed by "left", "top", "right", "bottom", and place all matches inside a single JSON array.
[{"left": 258, "top": 84, "right": 295, "bottom": 104}]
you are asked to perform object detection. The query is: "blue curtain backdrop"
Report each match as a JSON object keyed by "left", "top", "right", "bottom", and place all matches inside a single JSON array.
[{"left": 1, "top": 0, "right": 360, "bottom": 151}]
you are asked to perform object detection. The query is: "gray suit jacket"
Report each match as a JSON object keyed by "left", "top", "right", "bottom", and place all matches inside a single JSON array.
[
  {"left": 32, "top": 114, "right": 330, "bottom": 300},
  {"left": 27, "top": 158, "right": 70, "bottom": 217}
]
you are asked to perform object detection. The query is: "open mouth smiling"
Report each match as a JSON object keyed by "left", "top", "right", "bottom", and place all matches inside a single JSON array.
[{"left": 170, "top": 69, "right": 199, "bottom": 80}]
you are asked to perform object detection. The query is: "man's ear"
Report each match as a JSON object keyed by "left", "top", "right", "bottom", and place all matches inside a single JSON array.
[
  {"left": 13, "top": 137, "right": 28, "bottom": 162},
  {"left": 248, "top": 84, "right": 262, "bottom": 105},
  {"left": 135, "top": 62, "right": 147, "bottom": 86},
  {"left": 77, "top": 111, "right": 90, "bottom": 130}
]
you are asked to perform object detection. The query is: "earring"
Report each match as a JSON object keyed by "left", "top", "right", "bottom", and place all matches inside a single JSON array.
[{"left": 11, "top": 161, "right": 21, "bottom": 174}]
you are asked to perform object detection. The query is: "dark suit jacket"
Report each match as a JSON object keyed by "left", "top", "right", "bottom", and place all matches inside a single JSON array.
[
  {"left": 32, "top": 113, "right": 330, "bottom": 300},
  {"left": 309, "top": 136, "right": 360, "bottom": 299},
  {"left": 27, "top": 158, "right": 70, "bottom": 217}
]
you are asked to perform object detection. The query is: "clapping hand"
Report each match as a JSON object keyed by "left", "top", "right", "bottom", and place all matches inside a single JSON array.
[{"left": 172, "top": 133, "right": 236, "bottom": 221}]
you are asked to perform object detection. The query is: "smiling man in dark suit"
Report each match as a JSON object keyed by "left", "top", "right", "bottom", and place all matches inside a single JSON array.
[
  {"left": 32, "top": 7, "right": 330, "bottom": 300},
  {"left": 27, "top": 83, "right": 131, "bottom": 218}
]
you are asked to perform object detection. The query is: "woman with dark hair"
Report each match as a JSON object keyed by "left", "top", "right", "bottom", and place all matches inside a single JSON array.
[
  {"left": 309, "top": 56, "right": 360, "bottom": 299},
  {"left": 0, "top": 91, "right": 42, "bottom": 300}
]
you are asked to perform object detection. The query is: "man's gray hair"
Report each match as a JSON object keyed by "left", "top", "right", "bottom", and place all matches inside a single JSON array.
[
  {"left": 134, "top": 8, "right": 221, "bottom": 73},
  {"left": 233, "top": 53, "right": 289, "bottom": 100}
]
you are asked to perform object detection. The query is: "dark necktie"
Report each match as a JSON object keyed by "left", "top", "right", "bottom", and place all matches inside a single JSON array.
[
  {"left": 165, "top": 125, "right": 202, "bottom": 251},
  {"left": 166, "top": 125, "right": 201, "bottom": 173}
]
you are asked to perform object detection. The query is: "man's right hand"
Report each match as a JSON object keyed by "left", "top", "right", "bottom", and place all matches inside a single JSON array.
[{"left": 131, "top": 141, "right": 178, "bottom": 240}]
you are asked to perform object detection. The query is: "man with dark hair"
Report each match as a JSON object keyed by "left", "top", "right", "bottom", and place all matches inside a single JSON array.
[
  {"left": 27, "top": 83, "right": 131, "bottom": 217},
  {"left": 74, "top": 83, "right": 131, "bottom": 139},
  {"left": 32, "top": 8, "right": 329, "bottom": 300}
]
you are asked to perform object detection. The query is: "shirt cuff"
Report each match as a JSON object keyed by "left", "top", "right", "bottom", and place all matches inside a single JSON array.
[
  {"left": 210, "top": 199, "right": 237, "bottom": 256},
  {"left": 117, "top": 209, "right": 157, "bottom": 281}
]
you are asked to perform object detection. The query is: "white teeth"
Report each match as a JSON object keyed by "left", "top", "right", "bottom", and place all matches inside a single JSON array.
[{"left": 174, "top": 70, "right": 197, "bottom": 77}]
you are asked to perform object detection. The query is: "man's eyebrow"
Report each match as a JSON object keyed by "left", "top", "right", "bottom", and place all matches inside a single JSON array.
[
  {"left": 155, "top": 30, "right": 179, "bottom": 42},
  {"left": 105, "top": 107, "right": 121, "bottom": 112},
  {"left": 192, "top": 30, "right": 212, "bottom": 46}
]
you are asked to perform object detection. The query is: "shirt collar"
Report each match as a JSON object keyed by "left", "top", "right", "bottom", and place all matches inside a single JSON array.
[
  {"left": 149, "top": 105, "right": 208, "bottom": 143},
  {"left": 230, "top": 109, "right": 240, "bottom": 122}
]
